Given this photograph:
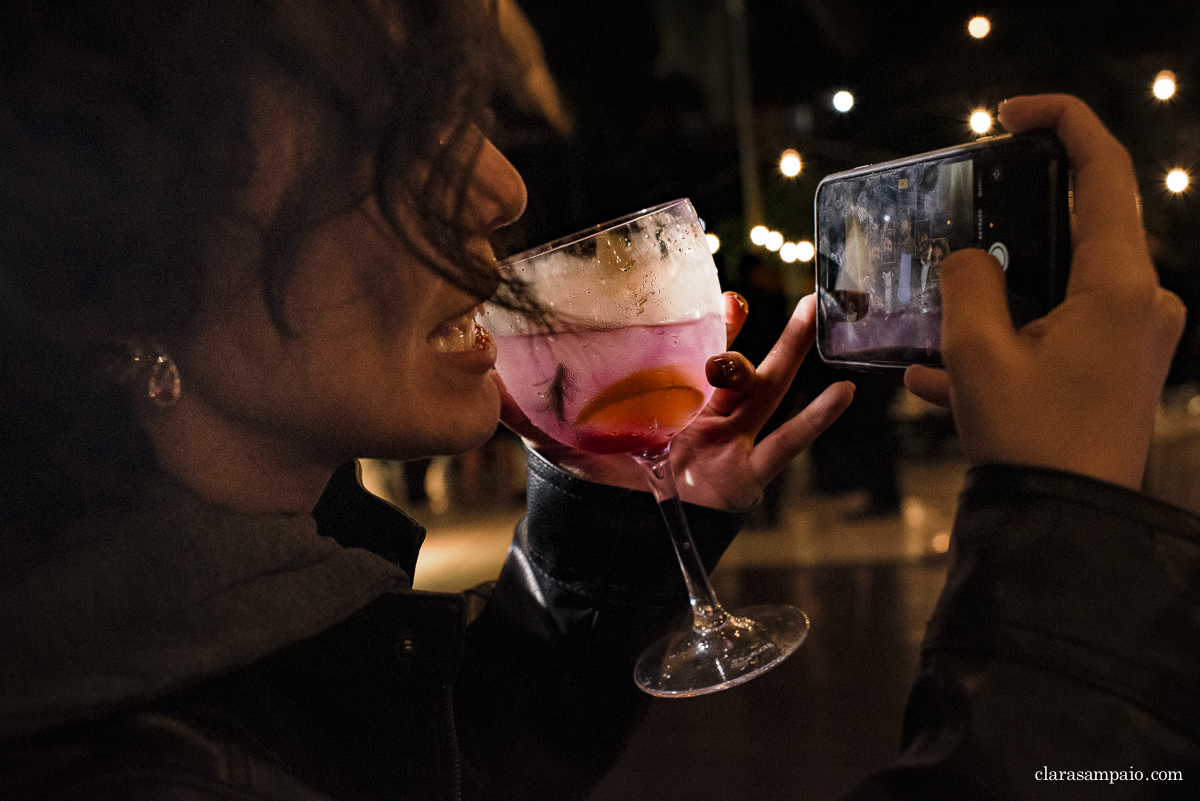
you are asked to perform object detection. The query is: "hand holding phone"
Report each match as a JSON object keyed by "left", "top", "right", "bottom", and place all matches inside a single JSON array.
[
  {"left": 815, "top": 130, "right": 1071, "bottom": 370},
  {"left": 904, "top": 95, "right": 1185, "bottom": 489}
]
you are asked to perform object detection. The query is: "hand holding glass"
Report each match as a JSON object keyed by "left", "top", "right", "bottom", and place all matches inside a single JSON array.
[{"left": 481, "top": 199, "right": 809, "bottom": 696}]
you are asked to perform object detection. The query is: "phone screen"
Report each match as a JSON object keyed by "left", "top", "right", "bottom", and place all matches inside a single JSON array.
[{"left": 815, "top": 133, "right": 1069, "bottom": 370}]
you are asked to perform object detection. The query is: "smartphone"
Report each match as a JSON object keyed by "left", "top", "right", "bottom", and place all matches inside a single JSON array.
[{"left": 814, "top": 130, "right": 1071, "bottom": 370}]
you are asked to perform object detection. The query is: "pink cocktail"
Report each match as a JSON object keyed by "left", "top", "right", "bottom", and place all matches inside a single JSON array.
[
  {"left": 493, "top": 315, "right": 724, "bottom": 456},
  {"left": 481, "top": 199, "right": 809, "bottom": 697}
]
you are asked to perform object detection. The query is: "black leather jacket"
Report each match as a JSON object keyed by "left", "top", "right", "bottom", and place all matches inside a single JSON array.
[
  {"left": 849, "top": 464, "right": 1200, "bottom": 800},
  {"left": 4, "top": 460, "right": 1199, "bottom": 799},
  {"left": 0, "top": 452, "right": 742, "bottom": 801}
]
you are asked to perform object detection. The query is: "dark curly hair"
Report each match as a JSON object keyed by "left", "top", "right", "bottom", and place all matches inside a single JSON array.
[{"left": 0, "top": 0, "right": 529, "bottom": 536}]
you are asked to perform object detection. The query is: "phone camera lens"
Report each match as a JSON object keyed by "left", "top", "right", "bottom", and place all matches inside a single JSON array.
[{"left": 992, "top": 166, "right": 1003, "bottom": 181}]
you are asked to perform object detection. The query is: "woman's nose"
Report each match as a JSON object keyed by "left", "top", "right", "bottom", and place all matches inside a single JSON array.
[{"left": 467, "top": 137, "right": 527, "bottom": 233}]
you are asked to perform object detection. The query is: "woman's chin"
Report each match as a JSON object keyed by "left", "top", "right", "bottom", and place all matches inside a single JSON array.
[{"left": 425, "top": 383, "right": 503, "bottom": 456}]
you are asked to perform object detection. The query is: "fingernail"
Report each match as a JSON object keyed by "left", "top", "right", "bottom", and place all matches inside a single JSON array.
[
  {"left": 714, "top": 356, "right": 738, "bottom": 380},
  {"left": 728, "top": 292, "right": 749, "bottom": 315}
]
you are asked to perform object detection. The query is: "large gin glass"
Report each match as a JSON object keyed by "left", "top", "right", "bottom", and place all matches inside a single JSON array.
[{"left": 481, "top": 199, "right": 808, "bottom": 696}]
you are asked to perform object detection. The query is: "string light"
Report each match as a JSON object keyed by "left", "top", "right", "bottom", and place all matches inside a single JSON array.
[
  {"left": 750, "top": 225, "right": 769, "bottom": 246},
  {"left": 779, "top": 149, "right": 802, "bottom": 177},
  {"left": 968, "top": 16, "right": 990, "bottom": 38},
  {"left": 797, "top": 241, "right": 815, "bottom": 262},
  {"left": 833, "top": 91, "right": 854, "bottom": 113},
  {"left": 764, "top": 230, "right": 784, "bottom": 252},
  {"left": 1154, "top": 70, "right": 1177, "bottom": 100},
  {"left": 706, "top": 233, "right": 721, "bottom": 254},
  {"left": 970, "top": 110, "right": 993, "bottom": 134},
  {"left": 779, "top": 242, "right": 798, "bottom": 263},
  {"left": 1166, "top": 169, "right": 1189, "bottom": 193}
]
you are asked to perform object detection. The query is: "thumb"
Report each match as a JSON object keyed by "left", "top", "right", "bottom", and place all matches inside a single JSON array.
[
  {"left": 938, "top": 247, "right": 1015, "bottom": 368},
  {"left": 904, "top": 364, "right": 951, "bottom": 408}
]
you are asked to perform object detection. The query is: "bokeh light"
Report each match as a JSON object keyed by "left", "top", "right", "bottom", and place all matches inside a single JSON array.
[
  {"left": 750, "top": 225, "right": 769, "bottom": 246},
  {"left": 968, "top": 16, "right": 990, "bottom": 38},
  {"left": 706, "top": 233, "right": 720, "bottom": 254},
  {"left": 970, "top": 110, "right": 993, "bottom": 134},
  {"left": 796, "top": 241, "right": 815, "bottom": 262},
  {"left": 779, "top": 149, "right": 802, "bottom": 177},
  {"left": 832, "top": 91, "right": 854, "bottom": 113},
  {"left": 1154, "top": 70, "right": 1177, "bottom": 100},
  {"left": 765, "top": 230, "right": 784, "bottom": 252},
  {"left": 1167, "top": 169, "right": 1189, "bottom": 193},
  {"left": 779, "top": 242, "right": 798, "bottom": 263}
]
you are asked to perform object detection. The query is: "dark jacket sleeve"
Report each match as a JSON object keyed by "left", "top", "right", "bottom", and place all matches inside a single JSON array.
[
  {"left": 454, "top": 449, "right": 745, "bottom": 801},
  {"left": 847, "top": 464, "right": 1200, "bottom": 800}
]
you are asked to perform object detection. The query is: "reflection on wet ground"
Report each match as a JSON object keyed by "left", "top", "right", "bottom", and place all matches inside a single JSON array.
[{"left": 363, "top": 446, "right": 968, "bottom": 801}]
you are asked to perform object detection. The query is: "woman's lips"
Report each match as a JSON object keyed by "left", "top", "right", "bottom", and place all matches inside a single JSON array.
[{"left": 429, "top": 308, "right": 496, "bottom": 367}]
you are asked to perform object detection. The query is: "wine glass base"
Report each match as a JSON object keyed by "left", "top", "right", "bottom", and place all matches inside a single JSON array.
[{"left": 634, "top": 604, "right": 810, "bottom": 697}]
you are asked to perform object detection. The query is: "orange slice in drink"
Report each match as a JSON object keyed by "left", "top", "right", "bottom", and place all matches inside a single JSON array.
[{"left": 575, "top": 366, "right": 705, "bottom": 434}]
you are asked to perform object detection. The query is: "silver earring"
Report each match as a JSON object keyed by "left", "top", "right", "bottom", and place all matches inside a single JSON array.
[
  {"left": 146, "top": 350, "right": 181, "bottom": 407},
  {"left": 103, "top": 339, "right": 182, "bottom": 408}
]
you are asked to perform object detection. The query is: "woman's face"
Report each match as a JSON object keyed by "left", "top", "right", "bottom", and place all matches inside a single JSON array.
[{"left": 170, "top": 91, "right": 526, "bottom": 477}]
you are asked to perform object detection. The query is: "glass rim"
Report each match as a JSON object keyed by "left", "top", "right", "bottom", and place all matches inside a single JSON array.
[{"left": 498, "top": 198, "right": 695, "bottom": 267}]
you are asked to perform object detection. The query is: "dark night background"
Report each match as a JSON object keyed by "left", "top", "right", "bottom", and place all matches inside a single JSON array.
[{"left": 491, "top": 1, "right": 1200, "bottom": 382}]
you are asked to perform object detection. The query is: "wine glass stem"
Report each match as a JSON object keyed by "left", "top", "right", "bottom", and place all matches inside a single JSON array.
[{"left": 634, "top": 445, "right": 729, "bottom": 633}]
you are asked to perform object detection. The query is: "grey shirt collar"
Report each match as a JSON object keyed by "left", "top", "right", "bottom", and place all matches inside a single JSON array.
[{"left": 0, "top": 463, "right": 411, "bottom": 742}]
